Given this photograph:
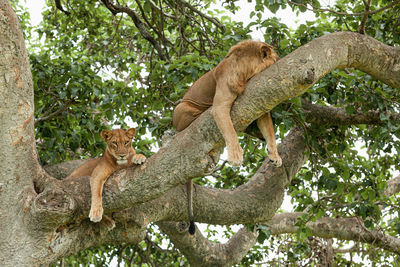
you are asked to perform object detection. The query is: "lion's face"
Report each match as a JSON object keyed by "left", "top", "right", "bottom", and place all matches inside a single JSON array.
[
  {"left": 101, "top": 128, "right": 136, "bottom": 165},
  {"left": 254, "top": 42, "right": 280, "bottom": 75}
]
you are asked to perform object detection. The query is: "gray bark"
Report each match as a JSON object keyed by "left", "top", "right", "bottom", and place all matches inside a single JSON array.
[
  {"left": 269, "top": 213, "right": 400, "bottom": 255},
  {"left": 1, "top": 0, "right": 400, "bottom": 264},
  {"left": 0, "top": 0, "right": 43, "bottom": 266},
  {"left": 158, "top": 222, "right": 258, "bottom": 267}
]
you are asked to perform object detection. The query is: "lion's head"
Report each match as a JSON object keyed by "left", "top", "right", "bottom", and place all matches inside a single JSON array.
[
  {"left": 227, "top": 40, "right": 280, "bottom": 81},
  {"left": 100, "top": 128, "right": 136, "bottom": 165}
]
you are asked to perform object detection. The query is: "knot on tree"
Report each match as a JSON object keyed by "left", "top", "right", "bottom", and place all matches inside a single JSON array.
[
  {"left": 32, "top": 188, "right": 75, "bottom": 227},
  {"left": 176, "top": 221, "right": 191, "bottom": 233},
  {"left": 301, "top": 68, "right": 315, "bottom": 85},
  {"left": 161, "top": 129, "right": 176, "bottom": 147}
]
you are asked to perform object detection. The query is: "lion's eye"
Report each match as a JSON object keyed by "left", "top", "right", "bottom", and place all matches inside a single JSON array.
[
  {"left": 125, "top": 141, "right": 129, "bottom": 146},
  {"left": 112, "top": 142, "right": 117, "bottom": 147}
]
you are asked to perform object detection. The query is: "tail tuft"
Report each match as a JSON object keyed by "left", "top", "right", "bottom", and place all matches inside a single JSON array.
[{"left": 188, "top": 220, "right": 195, "bottom": 235}]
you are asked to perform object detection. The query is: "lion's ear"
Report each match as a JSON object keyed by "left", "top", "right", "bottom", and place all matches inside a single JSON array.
[
  {"left": 100, "top": 130, "right": 112, "bottom": 141},
  {"left": 260, "top": 44, "right": 270, "bottom": 59},
  {"left": 126, "top": 128, "right": 137, "bottom": 139}
]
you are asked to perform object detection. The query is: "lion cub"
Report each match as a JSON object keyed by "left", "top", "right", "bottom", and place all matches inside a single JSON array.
[{"left": 67, "top": 128, "right": 146, "bottom": 224}]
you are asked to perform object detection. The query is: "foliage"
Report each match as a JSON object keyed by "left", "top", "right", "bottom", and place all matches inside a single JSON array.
[{"left": 11, "top": 0, "right": 400, "bottom": 265}]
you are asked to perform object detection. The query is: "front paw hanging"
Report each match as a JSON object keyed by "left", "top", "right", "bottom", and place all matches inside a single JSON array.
[{"left": 89, "top": 204, "right": 103, "bottom": 223}]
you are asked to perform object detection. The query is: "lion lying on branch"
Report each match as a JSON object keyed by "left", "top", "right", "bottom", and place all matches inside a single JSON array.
[
  {"left": 173, "top": 40, "right": 282, "bottom": 167},
  {"left": 67, "top": 128, "right": 146, "bottom": 225},
  {"left": 173, "top": 40, "right": 283, "bottom": 234}
]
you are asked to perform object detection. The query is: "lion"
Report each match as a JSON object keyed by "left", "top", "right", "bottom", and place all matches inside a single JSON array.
[
  {"left": 173, "top": 40, "right": 282, "bottom": 166},
  {"left": 172, "top": 40, "right": 282, "bottom": 234},
  {"left": 66, "top": 128, "right": 146, "bottom": 224}
]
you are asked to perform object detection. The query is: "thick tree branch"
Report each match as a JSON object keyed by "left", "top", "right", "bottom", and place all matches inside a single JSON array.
[
  {"left": 40, "top": 126, "right": 306, "bottom": 229},
  {"left": 158, "top": 222, "right": 257, "bottom": 267},
  {"left": 268, "top": 213, "right": 400, "bottom": 255},
  {"left": 38, "top": 126, "right": 306, "bottom": 261},
  {"left": 266, "top": 175, "right": 400, "bottom": 255},
  {"left": 301, "top": 99, "right": 399, "bottom": 125},
  {"left": 386, "top": 175, "right": 400, "bottom": 196}
]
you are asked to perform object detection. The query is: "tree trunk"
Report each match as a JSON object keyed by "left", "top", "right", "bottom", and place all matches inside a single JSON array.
[{"left": 0, "top": 0, "right": 43, "bottom": 265}]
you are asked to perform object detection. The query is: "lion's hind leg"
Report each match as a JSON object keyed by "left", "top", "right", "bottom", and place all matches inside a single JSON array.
[
  {"left": 173, "top": 101, "right": 204, "bottom": 131},
  {"left": 257, "top": 112, "right": 282, "bottom": 167}
]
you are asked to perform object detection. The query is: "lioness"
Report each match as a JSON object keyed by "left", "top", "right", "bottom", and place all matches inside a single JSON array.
[
  {"left": 173, "top": 40, "right": 282, "bottom": 235},
  {"left": 67, "top": 128, "right": 146, "bottom": 223}
]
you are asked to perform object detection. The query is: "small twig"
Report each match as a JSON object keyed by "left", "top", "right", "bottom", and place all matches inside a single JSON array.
[
  {"left": 54, "top": 0, "right": 71, "bottom": 15},
  {"left": 358, "top": 0, "right": 371, "bottom": 34},
  {"left": 35, "top": 102, "right": 71, "bottom": 124},
  {"left": 134, "top": 0, "right": 163, "bottom": 41},
  {"left": 147, "top": 0, "right": 174, "bottom": 19},
  {"left": 334, "top": 243, "right": 361, "bottom": 254},
  {"left": 100, "top": 0, "right": 169, "bottom": 61},
  {"left": 288, "top": 0, "right": 400, "bottom": 17},
  {"left": 176, "top": 0, "right": 225, "bottom": 33}
]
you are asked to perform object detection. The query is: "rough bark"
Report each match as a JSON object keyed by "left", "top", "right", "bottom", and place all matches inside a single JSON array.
[
  {"left": 158, "top": 222, "right": 257, "bottom": 267},
  {"left": 301, "top": 99, "right": 399, "bottom": 125},
  {"left": 386, "top": 176, "right": 400, "bottom": 196},
  {"left": 1, "top": 0, "right": 400, "bottom": 264},
  {"left": 0, "top": 0, "right": 43, "bottom": 266},
  {"left": 269, "top": 213, "right": 400, "bottom": 255}
]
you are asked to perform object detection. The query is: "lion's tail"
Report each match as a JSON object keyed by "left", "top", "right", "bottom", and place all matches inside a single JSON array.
[{"left": 187, "top": 180, "right": 195, "bottom": 235}]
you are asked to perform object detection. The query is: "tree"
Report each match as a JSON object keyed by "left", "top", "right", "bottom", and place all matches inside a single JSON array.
[{"left": 1, "top": 0, "right": 400, "bottom": 265}]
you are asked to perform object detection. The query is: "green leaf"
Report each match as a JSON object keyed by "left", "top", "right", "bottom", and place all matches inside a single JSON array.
[{"left": 345, "top": 105, "right": 355, "bottom": 115}]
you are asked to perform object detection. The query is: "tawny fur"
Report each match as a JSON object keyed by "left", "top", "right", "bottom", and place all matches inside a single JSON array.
[
  {"left": 173, "top": 40, "right": 282, "bottom": 166},
  {"left": 66, "top": 128, "right": 146, "bottom": 226},
  {"left": 172, "top": 40, "right": 283, "bottom": 235}
]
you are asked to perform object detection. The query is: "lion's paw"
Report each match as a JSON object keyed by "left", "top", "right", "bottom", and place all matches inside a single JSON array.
[
  {"left": 227, "top": 144, "right": 243, "bottom": 166},
  {"left": 267, "top": 150, "right": 282, "bottom": 167},
  {"left": 89, "top": 205, "right": 103, "bottom": 223},
  {"left": 132, "top": 154, "right": 146, "bottom": 165}
]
